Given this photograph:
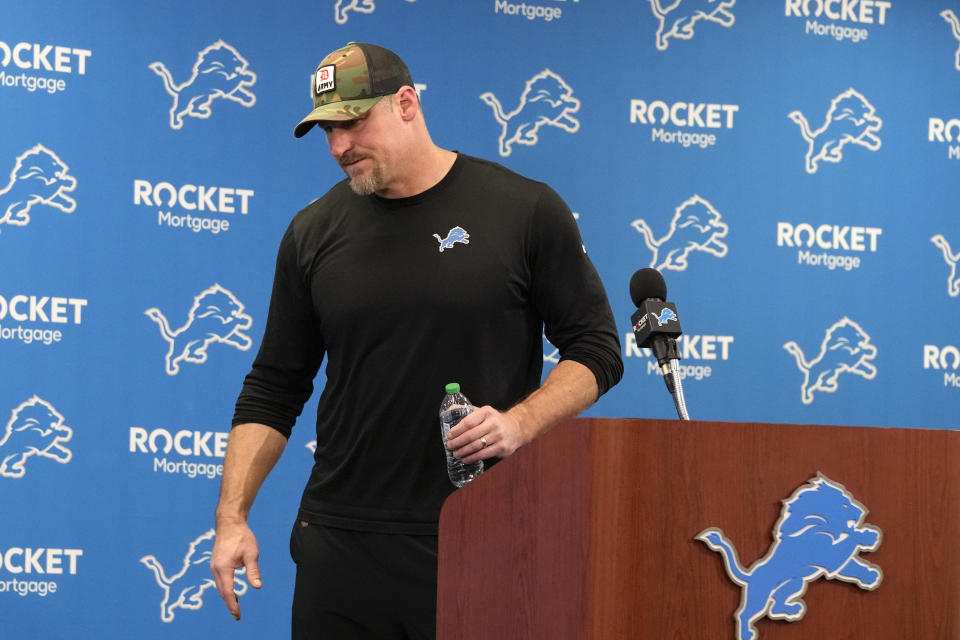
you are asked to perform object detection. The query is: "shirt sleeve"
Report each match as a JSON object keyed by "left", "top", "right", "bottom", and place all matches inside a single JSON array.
[
  {"left": 527, "top": 184, "right": 624, "bottom": 397},
  {"left": 232, "top": 223, "right": 326, "bottom": 437}
]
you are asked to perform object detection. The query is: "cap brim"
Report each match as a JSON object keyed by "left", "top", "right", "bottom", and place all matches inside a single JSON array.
[{"left": 293, "top": 96, "right": 384, "bottom": 138}]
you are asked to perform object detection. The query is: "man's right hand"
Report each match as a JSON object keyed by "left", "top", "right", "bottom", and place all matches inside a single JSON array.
[
  {"left": 211, "top": 423, "right": 287, "bottom": 620},
  {"left": 211, "top": 519, "right": 263, "bottom": 620}
]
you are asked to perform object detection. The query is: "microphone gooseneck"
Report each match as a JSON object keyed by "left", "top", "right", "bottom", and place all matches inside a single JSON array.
[{"left": 667, "top": 359, "right": 690, "bottom": 421}]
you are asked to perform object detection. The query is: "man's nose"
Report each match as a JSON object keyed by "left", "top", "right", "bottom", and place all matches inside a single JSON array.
[{"left": 326, "top": 128, "right": 351, "bottom": 159}]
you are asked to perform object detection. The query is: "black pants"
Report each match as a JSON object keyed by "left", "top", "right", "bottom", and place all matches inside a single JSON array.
[{"left": 290, "top": 520, "right": 438, "bottom": 639}]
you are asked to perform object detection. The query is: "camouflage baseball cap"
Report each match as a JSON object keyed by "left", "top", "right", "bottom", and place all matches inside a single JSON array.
[{"left": 293, "top": 42, "right": 413, "bottom": 138}]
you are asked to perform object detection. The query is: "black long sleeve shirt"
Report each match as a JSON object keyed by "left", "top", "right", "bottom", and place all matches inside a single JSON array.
[{"left": 234, "top": 154, "right": 623, "bottom": 533}]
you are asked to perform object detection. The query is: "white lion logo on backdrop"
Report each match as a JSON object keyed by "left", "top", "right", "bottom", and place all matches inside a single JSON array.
[
  {"left": 480, "top": 69, "right": 581, "bottom": 157},
  {"left": 0, "top": 396, "right": 72, "bottom": 478},
  {"left": 145, "top": 284, "right": 253, "bottom": 376},
  {"left": 149, "top": 41, "right": 257, "bottom": 130},
  {"left": 335, "top": 0, "right": 376, "bottom": 22},
  {"left": 788, "top": 89, "right": 882, "bottom": 174},
  {"left": 942, "top": 10, "right": 960, "bottom": 71},
  {"left": 648, "top": 0, "right": 737, "bottom": 51},
  {"left": 931, "top": 234, "right": 960, "bottom": 297},
  {"left": 334, "top": 0, "right": 416, "bottom": 24},
  {"left": 631, "top": 195, "right": 729, "bottom": 271},
  {"left": 0, "top": 145, "right": 76, "bottom": 232},
  {"left": 782, "top": 317, "right": 877, "bottom": 405},
  {"left": 140, "top": 530, "right": 248, "bottom": 623}
]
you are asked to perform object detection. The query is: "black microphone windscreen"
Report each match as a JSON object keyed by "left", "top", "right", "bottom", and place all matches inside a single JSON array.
[{"left": 629, "top": 268, "right": 667, "bottom": 306}]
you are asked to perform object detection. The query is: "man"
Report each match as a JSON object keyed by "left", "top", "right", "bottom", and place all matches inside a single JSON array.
[{"left": 211, "top": 42, "right": 623, "bottom": 639}]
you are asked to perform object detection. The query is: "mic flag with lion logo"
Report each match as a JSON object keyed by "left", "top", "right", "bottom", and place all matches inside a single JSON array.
[{"left": 697, "top": 474, "right": 882, "bottom": 640}]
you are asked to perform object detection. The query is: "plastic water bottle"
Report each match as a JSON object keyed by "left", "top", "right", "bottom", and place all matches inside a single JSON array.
[{"left": 439, "top": 382, "right": 484, "bottom": 487}]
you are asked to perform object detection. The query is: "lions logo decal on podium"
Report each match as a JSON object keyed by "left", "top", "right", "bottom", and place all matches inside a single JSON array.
[{"left": 697, "top": 474, "right": 882, "bottom": 640}]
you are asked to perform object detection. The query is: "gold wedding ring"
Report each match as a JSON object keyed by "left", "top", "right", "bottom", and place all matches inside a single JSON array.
[{"left": 480, "top": 436, "right": 488, "bottom": 448}]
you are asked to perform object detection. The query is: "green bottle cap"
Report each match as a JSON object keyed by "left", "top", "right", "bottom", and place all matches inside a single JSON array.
[{"left": 445, "top": 382, "right": 460, "bottom": 394}]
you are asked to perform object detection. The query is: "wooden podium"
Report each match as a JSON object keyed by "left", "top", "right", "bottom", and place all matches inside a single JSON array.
[{"left": 437, "top": 418, "right": 959, "bottom": 639}]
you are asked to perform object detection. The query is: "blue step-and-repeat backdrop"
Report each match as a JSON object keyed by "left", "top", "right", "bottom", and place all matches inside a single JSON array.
[{"left": 2, "top": 1, "right": 957, "bottom": 636}]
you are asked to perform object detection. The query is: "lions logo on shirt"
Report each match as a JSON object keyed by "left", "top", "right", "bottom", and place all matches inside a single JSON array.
[{"left": 433, "top": 226, "right": 470, "bottom": 252}]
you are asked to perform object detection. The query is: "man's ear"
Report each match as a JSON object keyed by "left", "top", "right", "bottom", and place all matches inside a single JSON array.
[{"left": 396, "top": 85, "right": 420, "bottom": 121}]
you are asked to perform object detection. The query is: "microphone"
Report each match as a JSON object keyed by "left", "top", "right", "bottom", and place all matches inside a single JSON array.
[{"left": 629, "top": 268, "right": 690, "bottom": 420}]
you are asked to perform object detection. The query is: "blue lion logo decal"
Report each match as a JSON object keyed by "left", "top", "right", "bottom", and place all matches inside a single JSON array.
[
  {"left": 697, "top": 474, "right": 882, "bottom": 640},
  {"left": 653, "top": 307, "right": 677, "bottom": 326},
  {"left": 432, "top": 226, "right": 470, "bottom": 252}
]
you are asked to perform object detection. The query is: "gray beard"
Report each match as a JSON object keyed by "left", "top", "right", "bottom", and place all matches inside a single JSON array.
[{"left": 347, "top": 162, "right": 384, "bottom": 196}]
